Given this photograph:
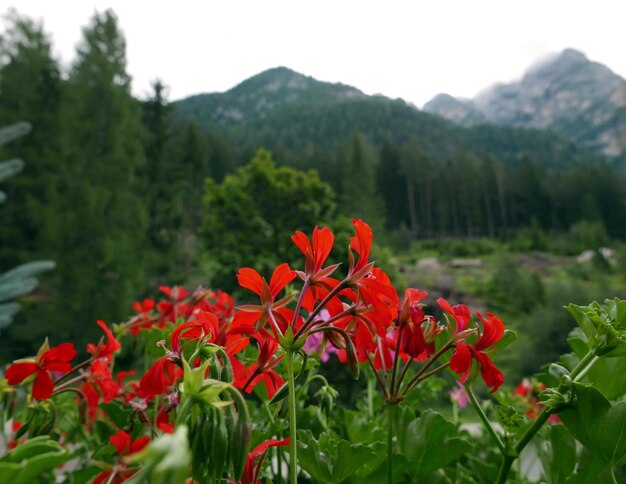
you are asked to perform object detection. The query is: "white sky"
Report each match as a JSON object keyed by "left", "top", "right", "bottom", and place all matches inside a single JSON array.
[{"left": 4, "top": 1, "right": 626, "bottom": 107}]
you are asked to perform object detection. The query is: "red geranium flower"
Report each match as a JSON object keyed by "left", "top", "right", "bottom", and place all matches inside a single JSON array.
[
  {"left": 87, "top": 320, "right": 121, "bottom": 361},
  {"left": 437, "top": 297, "right": 471, "bottom": 333},
  {"left": 450, "top": 312, "right": 505, "bottom": 393},
  {"left": 5, "top": 342, "right": 77, "bottom": 400},
  {"left": 239, "top": 438, "right": 290, "bottom": 484},
  {"left": 94, "top": 429, "right": 150, "bottom": 484},
  {"left": 233, "top": 263, "right": 297, "bottom": 336}
]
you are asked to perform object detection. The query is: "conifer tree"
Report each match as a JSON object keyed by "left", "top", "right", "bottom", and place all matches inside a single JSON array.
[
  {"left": 0, "top": 12, "right": 62, "bottom": 266},
  {"left": 339, "top": 132, "right": 385, "bottom": 231},
  {"left": 47, "top": 9, "right": 149, "bottom": 343}
]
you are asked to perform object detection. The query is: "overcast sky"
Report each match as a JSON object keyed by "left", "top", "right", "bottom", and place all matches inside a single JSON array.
[{"left": 4, "top": 1, "right": 626, "bottom": 107}]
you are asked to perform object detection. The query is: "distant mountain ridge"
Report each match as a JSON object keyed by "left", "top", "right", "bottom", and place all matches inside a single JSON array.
[
  {"left": 424, "top": 49, "right": 626, "bottom": 157},
  {"left": 175, "top": 66, "right": 368, "bottom": 128},
  {"left": 172, "top": 62, "right": 604, "bottom": 169}
]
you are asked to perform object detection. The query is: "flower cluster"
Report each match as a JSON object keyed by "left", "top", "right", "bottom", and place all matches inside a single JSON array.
[{"left": 1, "top": 220, "right": 510, "bottom": 482}]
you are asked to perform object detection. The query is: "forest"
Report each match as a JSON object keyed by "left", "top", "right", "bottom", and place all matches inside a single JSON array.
[
  {"left": 1, "top": 9, "right": 625, "bottom": 364},
  {"left": 2, "top": 8, "right": 626, "bottom": 484}
]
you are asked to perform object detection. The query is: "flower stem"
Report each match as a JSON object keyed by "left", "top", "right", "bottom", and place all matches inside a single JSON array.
[
  {"left": 387, "top": 402, "right": 395, "bottom": 484},
  {"left": 496, "top": 349, "right": 598, "bottom": 484},
  {"left": 466, "top": 385, "right": 506, "bottom": 454},
  {"left": 285, "top": 351, "right": 298, "bottom": 484}
]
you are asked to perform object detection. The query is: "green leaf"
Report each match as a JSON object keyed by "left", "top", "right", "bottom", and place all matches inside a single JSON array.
[
  {"left": 536, "top": 425, "right": 576, "bottom": 484},
  {"left": 581, "top": 355, "right": 626, "bottom": 399},
  {"left": 298, "top": 430, "right": 379, "bottom": 483},
  {"left": 559, "top": 383, "right": 626, "bottom": 465},
  {"left": 0, "top": 437, "right": 73, "bottom": 484},
  {"left": 491, "top": 329, "right": 518, "bottom": 352},
  {"left": 140, "top": 326, "right": 172, "bottom": 358},
  {"left": 565, "top": 448, "right": 616, "bottom": 484},
  {"left": 100, "top": 401, "right": 133, "bottom": 429},
  {"left": 396, "top": 409, "right": 472, "bottom": 478}
]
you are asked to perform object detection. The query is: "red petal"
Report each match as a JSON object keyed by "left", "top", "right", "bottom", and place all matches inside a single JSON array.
[
  {"left": 248, "top": 437, "right": 290, "bottom": 462},
  {"left": 291, "top": 230, "right": 312, "bottom": 259},
  {"left": 110, "top": 429, "right": 131, "bottom": 455},
  {"left": 312, "top": 226, "right": 334, "bottom": 272},
  {"left": 32, "top": 370, "right": 54, "bottom": 400},
  {"left": 237, "top": 268, "right": 264, "bottom": 296},
  {"left": 269, "top": 263, "right": 296, "bottom": 298},
  {"left": 476, "top": 312, "right": 505, "bottom": 350},
  {"left": 139, "top": 358, "right": 171, "bottom": 398},
  {"left": 350, "top": 219, "right": 373, "bottom": 272},
  {"left": 40, "top": 343, "right": 77, "bottom": 367},
  {"left": 5, "top": 362, "right": 38, "bottom": 385},
  {"left": 475, "top": 351, "right": 505, "bottom": 393},
  {"left": 129, "top": 436, "right": 151, "bottom": 454},
  {"left": 450, "top": 342, "right": 472, "bottom": 379}
]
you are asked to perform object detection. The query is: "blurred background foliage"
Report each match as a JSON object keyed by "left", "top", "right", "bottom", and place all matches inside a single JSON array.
[{"left": 1, "top": 8, "right": 625, "bottom": 396}]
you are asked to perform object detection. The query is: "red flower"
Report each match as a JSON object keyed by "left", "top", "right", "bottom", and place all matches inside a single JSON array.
[
  {"left": 240, "top": 438, "right": 290, "bottom": 484},
  {"left": 94, "top": 430, "right": 150, "bottom": 484},
  {"left": 348, "top": 219, "right": 373, "bottom": 275},
  {"left": 5, "top": 342, "right": 77, "bottom": 400},
  {"left": 437, "top": 297, "right": 471, "bottom": 333},
  {"left": 449, "top": 312, "right": 505, "bottom": 393},
  {"left": 235, "top": 329, "right": 285, "bottom": 399},
  {"left": 129, "top": 298, "right": 156, "bottom": 335},
  {"left": 291, "top": 225, "right": 336, "bottom": 278},
  {"left": 87, "top": 320, "right": 121, "bottom": 360},
  {"left": 139, "top": 357, "right": 181, "bottom": 398},
  {"left": 234, "top": 263, "right": 296, "bottom": 335},
  {"left": 157, "top": 285, "right": 191, "bottom": 324}
]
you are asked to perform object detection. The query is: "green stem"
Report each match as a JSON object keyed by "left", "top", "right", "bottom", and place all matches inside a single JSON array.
[
  {"left": 402, "top": 362, "right": 450, "bottom": 395},
  {"left": 286, "top": 351, "right": 298, "bottom": 484},
  {"left": 367, "top": 376, "right": 375, "bottom": 419},
  {"left": 175, "top": 397, "right": 192, "bottom": 426},
  {"left": 400, "top": 340, "right": 453, "bottom": 394},
  {"left": 294, "top": 280, "right": 347, "bottom": 339},
  {"left": 387, "top": 403, "right": 395, "bottom": 484},
  {"left": 570, "top": 350, "right": 596, "bottom": 380},
  {"left": 496, "top": 455, "right": 515, "bottom": 484},
  {"left": 466, "top": 385, "right": 506, "bottom": 454},
  {"left": 389, "top": 324, "right": 404, "bottom": 397},
  {"left": 496, "top": 349, "right": 597, "bottom": 484}
]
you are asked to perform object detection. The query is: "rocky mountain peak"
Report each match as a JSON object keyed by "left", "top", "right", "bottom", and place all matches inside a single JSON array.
[{"left": 425, "top": 49, "right": 626, "bottom": 157}]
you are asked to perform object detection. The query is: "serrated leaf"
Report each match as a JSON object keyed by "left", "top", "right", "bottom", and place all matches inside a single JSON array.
[
  {"left": 297, "top": 430, "right": 379, "bottom": 484},
  {"left": 396, "top": 409, "right": 472, "bottom": 478}
]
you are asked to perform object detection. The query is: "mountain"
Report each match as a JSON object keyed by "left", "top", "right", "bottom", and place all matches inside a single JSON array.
[
  {"left": 174, "top": 66, "right": 367, "bottom": 129},
  {"left": 173, "top": 65, "right": 603, "bottom": 168},
  {"left": 424, "top": 49, "right": 626, "bottom": 157}
]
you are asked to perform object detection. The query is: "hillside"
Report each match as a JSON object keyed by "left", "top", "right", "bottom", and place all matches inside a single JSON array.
[
  {"left": 173, "top": 66, "right": 601, "bottom": 168},
  {"left": 424, "top": 49, "right": 626, "bottom": 158}
]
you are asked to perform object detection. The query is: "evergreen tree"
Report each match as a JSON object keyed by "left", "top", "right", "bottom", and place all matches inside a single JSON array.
[
  {"left": 376, "top": 140, "right": 407, "bottom": 230},
  {"left": 0, "top": 11, "right": 62, "bottom": 266},
  {"left": 42, "top": 9, "right": 149, "bottom": 345},
  {"left": 339, "top": 132, "right": 385, "bottom": 231}
]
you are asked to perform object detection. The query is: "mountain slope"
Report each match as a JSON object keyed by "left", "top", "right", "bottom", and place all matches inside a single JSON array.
[
  {"left": 175, "top": 66, "right": 367, "bottom": 129},
  {"left": 424, "top": 49, "right": 626, "bottom": 157},
  {"left": 173, "top": 65, "right": 603, "bottom": 168}
]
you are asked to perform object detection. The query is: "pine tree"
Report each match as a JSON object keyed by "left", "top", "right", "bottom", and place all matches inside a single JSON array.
[
  {"left": 0, "top": 12, "right": 62, "bottom": 266},
  {"left": 44, "top": 9, "right": 149, "bottom": 344},
  {"left": 339, "top": 132, "right": 385, "bottom": 231}
]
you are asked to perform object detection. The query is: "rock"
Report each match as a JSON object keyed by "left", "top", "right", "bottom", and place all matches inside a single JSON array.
[
  {"left": 416, "top": 257, "right": 441, "bottom": 273},
  {"left": 450, "top": 258, "right": 483, "bottom": 268}
]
